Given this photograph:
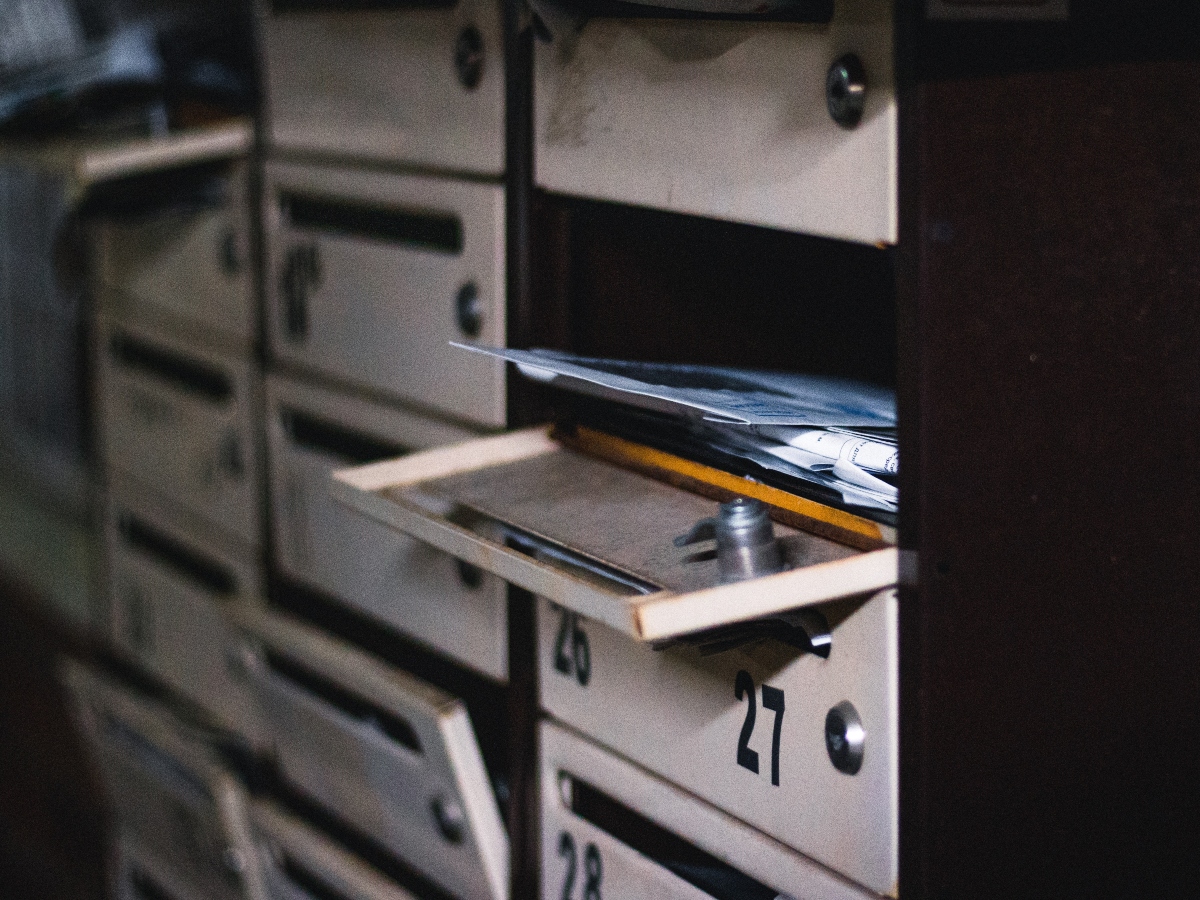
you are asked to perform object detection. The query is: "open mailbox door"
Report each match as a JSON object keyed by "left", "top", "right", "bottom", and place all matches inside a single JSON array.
[{"left": 331, "top": 426, "right": 898, "bottom": 644}]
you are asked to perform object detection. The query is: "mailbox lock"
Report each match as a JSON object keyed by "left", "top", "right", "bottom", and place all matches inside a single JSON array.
[
  {"left": 675, "top": 497, "right": 785, "bottom": 584},
  {"left": 431, "top": 795, "right": 466, "bottom": 844},
  {"left": 455, "top": 282, "right": 484, "bottom": 338},
  {"left": 825, "top": 701, "right": 865, "bottom": 775},
  {"left": 826, "top": 54, "right": 867, "bottom": 129},
  {"left": 455, "top": 27, "right": 485, "bottom": 91}
]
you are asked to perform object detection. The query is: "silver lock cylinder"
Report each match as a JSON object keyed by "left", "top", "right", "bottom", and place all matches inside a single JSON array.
[{"left": 676, "top": 497, "right": 786, "bottom": 583}]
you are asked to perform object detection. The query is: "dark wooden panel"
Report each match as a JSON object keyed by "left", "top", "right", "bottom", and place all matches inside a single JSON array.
[{"left": 901, "top": 15, "right": 1200, "bottom": 898}]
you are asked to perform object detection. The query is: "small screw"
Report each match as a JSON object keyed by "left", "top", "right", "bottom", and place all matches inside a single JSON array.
[
  {"left": 455, "top": 27, "right": 485, "bottom": 91},
  {"left": 826, "top": 54, "right": 867, "bottom": 129},
  {"left": 455, "top": 282, "right": 484, "bottom": 338},
  {"left": 825, "top": 701, "right": 865, "bottom": 774},
  {"left": 557, "top": 772, "right": 574, "bottom": 808},
  {"left": 431, "top": 795, "right": 466, "bottom": 844}
]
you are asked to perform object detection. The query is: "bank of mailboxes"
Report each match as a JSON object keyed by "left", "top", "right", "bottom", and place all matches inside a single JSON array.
[
  {"left": 104, "top": 476, "right": 265, "bottom": 742},
  {"left": 333, "top": 426, "right": 899, "bottom": 896},
  {"left": 534, "top": 0, "right": 896, "bottom": 244},
  {"left": 92, "top": 160, "right": 254, "bottom": 347},
  {"left": 261, "top": 0, "right": 505, "bottom": 175},
  {"left": 96, "top": 316, "right": 262, "bottom": 546},
  {"left": 264, "top": 161, "right": 507, "bottom": 429},
  {"left": 233, "top": 609, "right": 510, "bottom": 900},
  {"left": 61, "top": 662, "right": 260, "bottom": 900},
  {"left": 250, "top": 799, "right": 420, "bottom": 900},
  {"left": 266, "top": 374, "right": 508, "bottom": 682}
]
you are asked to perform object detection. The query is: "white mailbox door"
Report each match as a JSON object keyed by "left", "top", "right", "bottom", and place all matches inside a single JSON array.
[
  {"left": 94, "top": 162, "right": 253, "bottom": 346},
  {"left": 541, "top": 721, "right": 877, "bottom": 900},
  {"left": 236, "top": 610, "right": 509, "bottom": 900},
  {"left": 264, "top": 162, "right": 506, "bottom": 428},
  {"left": 538, "top": 590, "right": 897, "bottom": 895},
  {"left": 251, "top": 800, "right": 419, "bottom": 900},
  {"left": 263, "top": 0, "right": 505, "bottom": 175},
  {"left": 267, "top": 375, "right": 508, "bottom": 681},
  {"left": 97, "top": 319, "right": 261, "bottom": 545},
  {"left": 534, "top": 0, "right": 895, "bottom": 244}
]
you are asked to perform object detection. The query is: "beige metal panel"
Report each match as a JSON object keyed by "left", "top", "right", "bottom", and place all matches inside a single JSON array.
[
  {"left": 94, "top": 162, "right": 254, "bottom": 348},
  {"left": 95, "top": 315, "right": 262, "bottom": 546},
  {"left": 534, "top": 1, "right": 896, "bottom": 244},
  {"left": 332, "top": 427, "right": 898, "bottom": 642},
  {"left": 250, "top": 799, "right": 418, "bottom": 900},
  {"left": 61, "top": 662, "right": 262, "bottom": 900},
  {"left": 262, "top": 1, "right": 504, "bottom": 175},
  {"left": 264, "top": 161, "right": 507, "bottom": 428},
  {"left": 541, "top": 720, "right": 878, "bottom": 900},
  {"left": 266, "top": 374, "right": 508, "bottom": 681},
  {"left": 233, "top": 609, "right": 509, "bottom": 900},
  {"left": 538, "top": 589, "right": 897, "bottom": 894},
  {"left": 104, "top": 476, "right": 267, "bottom": 745}
]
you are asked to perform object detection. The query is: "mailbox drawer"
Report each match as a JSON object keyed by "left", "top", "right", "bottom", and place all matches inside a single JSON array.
[
  {"left": 262, "top": 0, "right": 504, "bottom": 175},
  {"left": 105, "top": 477, "right": 265, "bottom": 743},
  {"left": 538, "top": 589, "right": 897, "bottom": 895},
  {"left": 534, "top": 0, "right": 896, "bottom": 244},
  {"left": 96, "top": 317, "right": 262, "bottom": 545},
  {"left": 264, "top": 162, "right": 506, "bottom": 428},
  {"left": 541, "top": 720, "right": 877, "bottom": 900},
  {"left": 93, "top": 161, "right": 253, "bottom": 346},
  {"left": 234, "top": 609, "right": 509, "bottom": 900},
  {"left": 62, "top": 663, "right": 259, "bottom": 900},
  {"left": 250, "top": 799, "right": 420, "bottom": 900},
  {"left": 267, "top": 375, "right": 508, "bottom": 681}
]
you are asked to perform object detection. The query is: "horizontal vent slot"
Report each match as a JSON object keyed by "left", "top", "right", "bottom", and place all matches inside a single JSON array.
[
  {"left": 119, "top": 515, "right": 236, "bottom": 597},
  {"left": 104, "top": 715, "right": 212, "bottom": 806},
  {"left": 282, "top": 408, "right": 409, "bottom": 465},
  {"left": 110, "top": 335, "right": 233, "bottom": 403},
  {"left": 130, "top": 867, "right": 179, "bottom": 900},
  {"left": 280, "top": 192, "right": 463, "bottom": 254},
  {"left": 565, "top": 775, "right": 780, "bottom": 900},
  {"left": 264, "top": 649, "right": 422, "bottom": 755}
]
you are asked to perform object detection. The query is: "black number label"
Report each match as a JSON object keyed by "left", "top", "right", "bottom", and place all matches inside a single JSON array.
[
  {"left": 735, "top": 670, "right": 786, "bottom": 786},
  {"left": 558, "top": 832, "right": 576, "bottom": 900},
  {"left": 552, "top": 606, "right": 591, "bottom": 687},
  {"left": 558, "top": 832, "right": 602, "bottom": 900}
]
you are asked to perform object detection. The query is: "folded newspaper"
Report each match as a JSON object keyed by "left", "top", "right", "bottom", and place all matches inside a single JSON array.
[{"left": 452, "top": 345, "right": 898, "bottom": 517}]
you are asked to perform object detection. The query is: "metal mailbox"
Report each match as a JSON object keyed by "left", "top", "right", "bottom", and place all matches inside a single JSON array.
[
  {"left": 540, "top": 720, "right": 878, "bottom": 900},
  {"left": 534, "top": 0, "right": 896, "bottom": 244},
  {"left": 234, "top": 609, "right": 509, "bottom": 900},
  {"left": 264, "top": 161, "right": 506, "bottom": 428},
  {"left": 266, "top": 375, "right": 508, "bottom": 681},
  {"left": 93, "top": 161, "right": 253, "bottom": 347},
  {"left": 62, "top": 663, "right": 260, "bottom": 900},
  {"left": 104, "top": 476, "right": 266, "bottom": 743},
  {"left": 96, "top": 317, "right": 261, "bottom": 545},
  {"left": 250, "top": 799, "right": 419, "bottom": 900},
  {"left": 538, "top": 589, "right": 897, "bottom": 895},
  {"left": 262, "top": 0, "right": 504, "bottom": 175}
]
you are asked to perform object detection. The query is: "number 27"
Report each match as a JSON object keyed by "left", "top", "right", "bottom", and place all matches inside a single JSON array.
[{"left": 735, "top": 670, "right": 785, "bottom": 786}]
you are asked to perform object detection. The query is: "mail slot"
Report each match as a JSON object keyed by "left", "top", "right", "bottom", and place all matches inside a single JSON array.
[
  {"left": 263, "top": 0, "right": 504, "bottom": 175},
  {"left": 267, "top": 375, "right": 508, "bottom": 681},
  {"left": 234, "top": 609, "right": 509, "bottom": 900},
  {"left": 540, "top": 720, "right": 878, "bottom": 900},
  {"left": 62, "top": 663, "right": 259, "bottom": 900},
  {"left": 96, "top": 317, "right": 261, "bottom": 545},
  {"left": 538, "top": 589, "right": 897, "bottom": 894},
  {"left": 91, "top": 160, "right": 253, "bottom": 346},
  {"left": 105, "top": 477, "right": 266, "bottom": 743},
  {"left": 264, "top": 162, "right": 506, "bottom": 427},
  {"left": 250, "top": 799, "right": 423, "bottom": 900},
  {"left": 534, "top": 0, "right": 896, "bottom": 244}
]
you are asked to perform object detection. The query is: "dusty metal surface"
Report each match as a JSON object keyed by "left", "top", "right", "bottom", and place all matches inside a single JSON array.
[{"left": 400, "top": 447, "right": 856, "bottom": 595}]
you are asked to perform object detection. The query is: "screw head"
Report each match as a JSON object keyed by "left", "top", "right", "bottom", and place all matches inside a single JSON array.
[
  {"left": 431, "top": 795, "right": 466, "bottom": 844},
  {"left": 455, "top": 282, "right": 484, "bottom": 338},
  {"left": 455, "top": 27, "right": 485, "bottom": 91},
  {"left": 826, "top": 54, "right": 867, "bottom": 129},
  {"left": 825, "top": 701, "right": 865, "bottom": 774}
]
